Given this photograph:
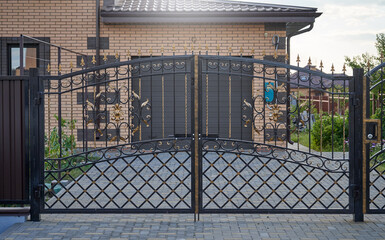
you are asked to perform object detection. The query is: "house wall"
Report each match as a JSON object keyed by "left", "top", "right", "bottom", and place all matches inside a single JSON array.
[{"left": 0, "top": 0, "right": 288, "bottom": 148}]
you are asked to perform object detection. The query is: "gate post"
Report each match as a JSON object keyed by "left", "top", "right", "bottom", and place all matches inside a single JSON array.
[
  {"left": 29, "top": 68, "right": 44, "bottom": 221},
  {"left": 349, "top": 68, "right": 364, "bottom": 222}
]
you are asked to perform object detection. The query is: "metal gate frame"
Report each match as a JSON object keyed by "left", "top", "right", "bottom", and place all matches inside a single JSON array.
[{"left": 27, "top": 54, "right": 375, "bottom": 222}]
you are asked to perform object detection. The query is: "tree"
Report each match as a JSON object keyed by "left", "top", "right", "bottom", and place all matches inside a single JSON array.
[
  {"left": 345, "top": 33, "right": 385, "bottom": 71},
  {"left": 375, "top": 33, "right": 385, "bottom": 58}
]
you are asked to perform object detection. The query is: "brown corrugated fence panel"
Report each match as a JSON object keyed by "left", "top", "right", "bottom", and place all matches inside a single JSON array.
[{"left": 0, "top": 79, "right": 27, "bottom": 201}]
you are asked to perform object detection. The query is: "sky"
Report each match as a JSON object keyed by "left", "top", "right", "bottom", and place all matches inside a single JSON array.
[{"left": 240, "top": 0, "right": 385, "bottom": 74}]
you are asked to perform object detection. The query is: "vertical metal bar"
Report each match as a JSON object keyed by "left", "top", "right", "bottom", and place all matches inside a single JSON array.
[
  {"left": 104, "top": 68, "right": 108, "bottom": 147},
  {"left": 240, "top": 59, "right": 243, "bottom": 140},
  {"left": 82, "top": 73, "right": 86, "bottom": 152},
  {"left": 70, "top": 69, "right": 74, "bottom": 155},
  {"left": 320, "top": 73, "right": 323, "bottom": 155},
  {"left": 205, "top": 61, "right": 209, "bottom": 137},
  {"left": 93, "top": 72, "right": 97, "bottom": 148},
  {"left": 185, "top": 68, "right": 187, "bottom": 137},
  {"left": 263, "top": 64, "right": 266, "bottom": 144},
  {"left": 191, "top": 55, "right": 196, "bottom": 219},
  {"left": 349, "top": 68, "right": 364, "bottom": 222},
  {"left": 30, "top": 68, "right": 43, "bottom": 221},
  {"left": 139, "top": 63, "right": 142, "bottom": 141},
  {"left": 286, "top": 64, "right": 291, "bottom": 146},
  {"left": 378, "top": 58, "right": 385, "bottom": 149},
  {"left": 217, "top": 56, "right": 220, "bottom": 137},
  {"left": 85, "top": 71, "right": 89, "bottom": 155},
  {"left": 274, "top": 66, "right": 278, "bottom": 146},
  {"left": 363, "top": 74, "right": 369, "bottom": 216},
  {"left": 331, "top": 76, "right": 335, "bottom": 158},
  {"left": 95, "top": 1, "right": 101, "bottom": 139},
  {"left": 162, "top": 54, "right": 165, "bottom": 138},
  {"left": 296, "top": 63, "right": 300, "bottom": 151},
  {"left": 229, "top": 59, "right": 232, "bottom": 139},
  {"left": 173, "top": 53, "right": 176, "bottom": 137},
  {"left": 343, "top": 80, "right": 346, "bottom": 161},
  {"left": 57, "top": 48, "right": 62, "bottom": 180},
  {"left": 19, "top": 35, "right": 24, "bottom": 76},
  {"left": 193, "top": 55, "right": 200, "bottom": 220},
  {"left": 115, "top": 66, "right": 119, "bottom": 145},
  {"left": 127, "top": 62, "right": 131, "bottom": 143},
  {"left": 150, "top": 55, "right": 153, "bottom": 140},
  {"left": 308, "top": 72, "right": 311, "bottom": 152}
]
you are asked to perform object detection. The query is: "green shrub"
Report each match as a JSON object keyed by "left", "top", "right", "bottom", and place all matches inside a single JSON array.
[
  {"left": 45, "top": 114, "right": 76, "bottom": 158},
  {"left": 311, "top": 113, "right": 348, "bottom": 151}
]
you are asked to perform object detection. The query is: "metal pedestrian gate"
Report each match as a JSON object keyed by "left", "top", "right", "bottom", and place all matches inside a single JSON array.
[
  {"left": 27, "top": 53, "right": 384, "bottom": 221},
  {"left": 363, "top": 60, "right": 385, "bottom": 214}
]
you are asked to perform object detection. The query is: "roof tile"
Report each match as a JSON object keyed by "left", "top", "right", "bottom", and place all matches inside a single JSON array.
[{"left": 104, "top": 0, "right": 316, "bottom": 13}]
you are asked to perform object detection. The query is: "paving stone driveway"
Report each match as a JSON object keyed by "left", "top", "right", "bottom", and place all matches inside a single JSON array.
[{"left": 1, "top": 213, "right": 385, "bottom": 240}]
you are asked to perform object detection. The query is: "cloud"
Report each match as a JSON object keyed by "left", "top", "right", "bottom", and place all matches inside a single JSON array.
[
  {"left": 232, "top": 0, "right": 385, "bottom": 72},
  {"left": 321, "top": 4, "right": 385, "bottom": 27}
]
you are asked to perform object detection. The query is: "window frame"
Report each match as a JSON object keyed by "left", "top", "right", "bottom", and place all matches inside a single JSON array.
[
  {"left": 0, "top": 37, "right": 50, "bottom": 76},
  {"left": 7, "top": 43, "right": 39, "bottom": 76}
]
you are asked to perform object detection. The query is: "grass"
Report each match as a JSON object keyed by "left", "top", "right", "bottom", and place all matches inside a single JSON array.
[
  {"left": 290, "top": 131, "right": 347, "bottom": 152},
  {"left": 372, "top": 163, "right": 385, "bottom": 173},
  {"left": 291, "top": 131, "right": 385, "bottom": 172},
  {"left": 44, "top": 156, "right": 97, "bottom": 184}
]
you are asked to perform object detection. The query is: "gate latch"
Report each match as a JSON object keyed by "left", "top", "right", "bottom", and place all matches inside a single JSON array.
[
  {"left": 34, "top": 184, "right": 43, "bottom": 199},
  {"left": 34, "top": 92, "right": 43, "bottom": 105},
  {"left": 364, "top": 119, "right": 381, "bottom": 143},
  {"left": 349, "top": 184, "right": 360, "bottom": 198}
]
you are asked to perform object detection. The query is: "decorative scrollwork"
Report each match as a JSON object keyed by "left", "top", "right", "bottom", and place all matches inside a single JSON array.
[
  {"left": 128, "top": 90, "right": 152, "bottom": 136},
  {"left": 111, "top": 104, "right": 124, "bottom": 124}
]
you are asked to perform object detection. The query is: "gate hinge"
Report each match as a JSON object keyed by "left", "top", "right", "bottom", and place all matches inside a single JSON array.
[
  {"left": 34, "top": 184, "right": 43, "bottom": 199},
  {"left": 349, "top": 184, "right": 360, "bottom": 198},
  {"left": 34, "top": 92, "right": 43, "bottom": 105}
]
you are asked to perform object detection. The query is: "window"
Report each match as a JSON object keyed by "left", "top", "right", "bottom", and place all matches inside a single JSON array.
[
  {"left": 0, "top": 37, "right": 50, "bottom": 76},
  {"left": 8, "top": 45, "right": 38, "bottom": 76}
]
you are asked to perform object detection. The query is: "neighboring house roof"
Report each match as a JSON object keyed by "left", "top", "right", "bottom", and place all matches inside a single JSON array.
[
  {"left": 290, "top": 66, "right": 347, "bottom": 89},
  {"left": 101, "top": 0, "right": 322, "bottom": 30}
]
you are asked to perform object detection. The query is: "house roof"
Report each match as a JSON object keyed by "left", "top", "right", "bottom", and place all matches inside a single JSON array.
[
  {"left": 104, "top": 0, "right": 317, "bottom": 13},
  {"left": 101, "top": 0, "right": 321, "bottom": 26},
  {"left": 290, "top": 66, "right": 348, "bottom": 89}
]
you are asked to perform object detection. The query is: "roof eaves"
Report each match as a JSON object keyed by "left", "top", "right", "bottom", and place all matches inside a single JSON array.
[{"left": 101, "top": 11, "right": 322, "bottom": 24}]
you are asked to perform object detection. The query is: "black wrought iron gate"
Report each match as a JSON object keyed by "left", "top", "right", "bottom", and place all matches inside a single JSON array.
[
  {"left": 29, "top": 54, "right": 373, "bottom": 221},
  {"left": 363, "top": 60, "right": 385, "bottom": 214}
]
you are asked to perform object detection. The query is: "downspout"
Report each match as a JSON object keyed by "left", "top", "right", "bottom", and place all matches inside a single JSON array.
[
  {"left": 287, "top": 23, "right": 314, "bottom": 65},
  {"left": 286, "top": 23, "right": 313, "bottom": 144}
]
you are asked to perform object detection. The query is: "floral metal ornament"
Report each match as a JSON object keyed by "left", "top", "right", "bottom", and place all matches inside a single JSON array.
[
  {"left": 128, "top": 90, "right": 152, "bottom": 136},
  {"left": 111, "top": 104, "right": 124, "bottom": 124},
  {"left": 269, "top": 104, "right": 283, "bottom": 122},
  {"left": 242, "top": 98, "right": 261, "bottom": 135}
]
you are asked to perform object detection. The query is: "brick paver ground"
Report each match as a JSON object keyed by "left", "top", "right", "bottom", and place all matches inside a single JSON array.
[{"left": 1, "top": 213, "right": 385, "bottom": 240}]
